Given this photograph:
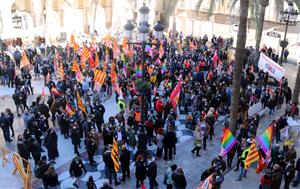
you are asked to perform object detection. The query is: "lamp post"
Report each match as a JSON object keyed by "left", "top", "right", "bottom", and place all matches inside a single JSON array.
[
  {"left": 123, "top": 3, "right": 165, "bottom": 125},
  {"left": 278, "top": 1, "right": 299, "bottom": 65}
]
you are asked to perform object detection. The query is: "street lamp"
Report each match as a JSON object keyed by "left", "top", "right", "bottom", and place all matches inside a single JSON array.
[
  {"left": 278, "top": 1, "right": 299, "bottom": 65},
  {"left": 123, "top": 3, "right": 165, "bottom": 125}
]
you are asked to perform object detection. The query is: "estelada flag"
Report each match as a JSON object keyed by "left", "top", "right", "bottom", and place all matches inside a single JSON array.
[
  {"left": 111, "top": 138, "right": 120, "bottom": 172},
  {"left": 20, "top": 51, "right": 30, "bottom": 69},
  {"left": 65, "top": 103, "right": 76, "bottom": 117},
  {"left": 169, "top": 78, "right": 182, "bottom": 108},
  {"left": 76, "top": 92, "right": 87, "bottom": 115}
]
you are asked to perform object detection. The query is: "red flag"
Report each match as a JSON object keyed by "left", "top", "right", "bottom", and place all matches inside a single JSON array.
[
  {"left": 213, "top": 53, "right": 218, "bottom": 68},
  {"left": 170, "top": 78, "right": 182, "bottom": 108},
  {"left": 41, "top": 87, "right": 45, "bottom": 97},
  {"left": 256, "top": 153, "right": 267, "bottom": 174},
  {"left": 51, "top": 87, "right": 60, "bottom": 97},
  {"left": 88, "top": 56, "right": 96, "bottom": 69}
]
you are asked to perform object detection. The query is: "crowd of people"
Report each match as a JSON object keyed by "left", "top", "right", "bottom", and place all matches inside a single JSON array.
[{"left": 0, "top": 30, "right": 299, "bottom": 189}]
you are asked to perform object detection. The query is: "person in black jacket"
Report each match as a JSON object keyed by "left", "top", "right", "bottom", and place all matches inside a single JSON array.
[
  {"left": 12, "top": 90, "right": 23, "bottom": 116},
  {"left": 86, "top": 176, "right": 97, "bottom": 189},
  {"left": 69, "top": 156, "right": 87, "bottom": 188},
  {"left": 120, "top": 145, "right": 131, "bottom": 181},
  {"left": 86, "top": 132, "right": 97, "bottom": 165},
  {"left": 147, "top": 156, "right": 158, "bottom": 189},
  {"left": 292, "top": 158, "right": 300, "bottom": 186},
  {"left": 172, "top": 167, "right": 187, "bottom": 189},
  {"left": 42, "top": 165, "right": 60, "bottom": 189},
  {"left": 0, "top": 112, "right": 12, "bottom": 142},
  {"left": 44, "top": 128, "right": 59, "bottom": 162},
  {"left": 135, "top": 155, "right": 147, "bottom": 188},
  {"left": 103, "top": 145, "right": 121, "bottom": 186},
  {"left": 284, "top": 160, "right": 296, "bottom": 189},
  {"left": 163, "top": 125, "right": 176, "bottom": 161},
  {"left": 17, "top": 135, "right": 29, "bottom": 170},
  {"left": 70, "top": 124, "right": 81, "bottom": 156},
  {"left": 5, "top": 108, "right": 14, "bottom": 137}
]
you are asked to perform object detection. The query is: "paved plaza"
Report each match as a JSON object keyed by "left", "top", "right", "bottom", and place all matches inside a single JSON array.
[{"left": 0, "top": 59, "right": 298, "bottom": 189}]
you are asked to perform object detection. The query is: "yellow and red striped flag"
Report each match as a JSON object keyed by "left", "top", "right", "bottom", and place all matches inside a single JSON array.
[
  {"left": 93, "top": 69, "right": 106, "bottom": 85},
  {"left": 72, "top": 59, "right": 80, "bottom": 72},
  {"left": 95, "top": 53, "right": 99, "bottom": 68},
  {"left": 80, "top": 58, "right": 85, "bottom": 70},
  {"left": 76, "top": 92, "right": 87, "bottom": 115},
  {"left": 59, "top": 63, "right": 64, "bottom": 79},
  {"left": 83, "top": 47, "right": 91, "bottom": 61},
  {"left": 111, "top": 138, "right": 120, "bottom": 172},
  {"left": 244, "top": 143, "right": 259, "bottom": 169},
  {"left": 20, "top": 51, "right": 30, "bottom": 69}
]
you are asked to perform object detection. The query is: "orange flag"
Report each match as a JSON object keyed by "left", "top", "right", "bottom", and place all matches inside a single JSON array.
[
  {"left": 20, "top": 52, "right": 30, "bottom": 69},
  {"left": 76, "top": 92, "right": 87, "bottom": 115},
  {"left": 59, "top": 63, "right": 64, "bottom": 79}
]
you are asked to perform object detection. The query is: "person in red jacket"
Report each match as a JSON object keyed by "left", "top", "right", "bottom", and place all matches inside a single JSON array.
[{"left": 155, "top": 96, "right": 164, "bottom": 119}]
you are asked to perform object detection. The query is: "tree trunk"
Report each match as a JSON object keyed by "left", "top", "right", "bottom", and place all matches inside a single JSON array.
[
  {"left": 229, "top": 0, "right": 249, "bottom": 135},
  {"left": 255, "top": 0, "right": 269, "bottom": 51},
  {"left": 292, "top": 64, "right": 300, "bottom": 103}
]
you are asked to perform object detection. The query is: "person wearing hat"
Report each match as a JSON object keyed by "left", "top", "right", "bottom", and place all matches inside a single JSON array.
[
  {"left": 69, "top": 156, "right": 87, "bottom": 188},
  {"left": 119, "top": 145, "right": 131, "bottom": 181}
]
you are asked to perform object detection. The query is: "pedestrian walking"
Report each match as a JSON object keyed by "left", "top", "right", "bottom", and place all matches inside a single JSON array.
[{"left": 69, "top": 156, "right": 87, "bottom": 188}]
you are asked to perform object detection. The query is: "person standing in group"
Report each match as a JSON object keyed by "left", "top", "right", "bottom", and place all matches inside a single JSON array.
[
  {"left": 292, "top": 158, "right": 300, "bottom": 187},
  {"left": 70, "top": 123, "right": 81, "bottom": 156},
  {"left": 155, "top": 128, "right": 164, "bottom": 159},
  {"left": 147, "top": 155, "right": 158, "bottom": 189},
  {"left": 17, "top": 135, "right": 29, "bottom": 171},
  {"left": 42, "top": 165, "right": 60, "bottom": 189},
  {"left": 44, "top": 128, "right": 59, "bottom": 163},
  {"left": 163, "top": 125, "right": 176, "bottom": 161},
  {"left": 284, "top": 160, "right": 296, "bottom": 189},
  {"left": 172, "top": 167, "right": 187, "bottom": 189},
  {"left": 5, "top": 108, "right": 14, "bottom": 137},
  {"left": 119, "top": 145, "right": 131, "bottom": 182},
  {"left": 191, "top": 126, "right": 202, "bottom": 157},
  {"left": 12, "top": 90, "right": 23, "bottom": 116},
  {"left": 69, "top": 156, "right": 87, "bottom": 188},
  {"left": 0, "top": 112, "right": 12, "bottom": 142},
  {"left": 165, "top": 164, "right": 177, "bottom": 189},
  {"left": 103, "top": 145, "right": 121, "bottom": 186},
  {"left": 135, "top": 155, "right": 147, "bottom": 188},
  {"left": 86, "top": 132, "right": 97, "bottom": 166},
  {"left": 86, "top": 176, "right": 97, "bottom": 189}
]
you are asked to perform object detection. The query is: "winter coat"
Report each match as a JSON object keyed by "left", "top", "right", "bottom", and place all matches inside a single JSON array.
[
  {"left": 17, "top": 141, "right": 30, "bottom": 159},
  {"left": 147, "top": 161, "right": 157, "bottom": 179},
  {"left": 69, "top": 159, "right": 86, "bottom": 178},
  {"left": 271, "top": 168, "right": 282, "bottom": 189},
  {"left": 135, "top": 160, "right": 146, "bottom": 180},
  {"left": 172, "top": 170, "right": 187, "bottom": 189},
  {"left": 260, "top": 175, "right": 272, "bottom": 189},
  {"left": 163, "top": 131, "right": 176, "bottom": 148},
  {"left": 103, "top": 150, "right": 114, "bottom": 170},
  {"left": 42, "top": 173, "right": 60, "bottom": 187},
  {"left": 70, "top": 128, "right": 81, "bottom": 145},
  {"left": 119, "top": 149, "right": 131, "bottom": 167}
]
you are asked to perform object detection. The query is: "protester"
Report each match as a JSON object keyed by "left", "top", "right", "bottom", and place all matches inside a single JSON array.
[{"left": 69, "top": 156, "right": 87, "bottom": 188}]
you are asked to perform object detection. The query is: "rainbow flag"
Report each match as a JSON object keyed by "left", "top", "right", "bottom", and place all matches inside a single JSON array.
[
  {"left": 257, "top": 125, "right": 273, "bottom": 156},
  {"left": 135, "top": 64, "right": 142, "bottom": 77},
  {"left": 161, "top": 62, "right": 167, "bottom": 74},
  {"left": 220, "top": 128, "right": 237, "bottom": 156}
]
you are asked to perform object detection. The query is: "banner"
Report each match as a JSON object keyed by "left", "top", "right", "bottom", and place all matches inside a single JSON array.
[{"left": 258, "top": 53, "right": 285, "bottom": 81}]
